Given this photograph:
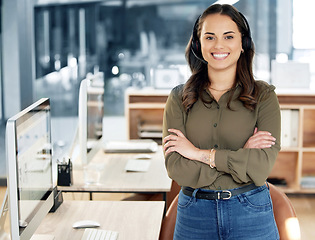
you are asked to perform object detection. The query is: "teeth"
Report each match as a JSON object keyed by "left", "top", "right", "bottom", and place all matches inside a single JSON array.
[{"left": 213, "top": 53, "right": 228, "bottom": 58}]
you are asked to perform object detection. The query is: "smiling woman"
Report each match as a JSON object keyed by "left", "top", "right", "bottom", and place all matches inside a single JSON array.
[
  {"left": 162, "top": 4, "right": 281, "bottom": 240},
  {"left": 200, "top": 14, "right": 243, "bottom": 77}
]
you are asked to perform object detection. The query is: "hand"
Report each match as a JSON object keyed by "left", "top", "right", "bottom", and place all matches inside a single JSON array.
[
  {"left": 243, "top": 127, "right": 276, "bottom": 149},
  {"left": 163, "top": 129, "right": 198, "bottom": 159}
]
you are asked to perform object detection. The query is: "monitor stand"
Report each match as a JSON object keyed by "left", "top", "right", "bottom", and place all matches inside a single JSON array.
[
  {"left": 0, "top": 190, "right": 9, "bottom": 240},
  {"left": 30, "top": 234, "right": 55, "bottom": 240}
]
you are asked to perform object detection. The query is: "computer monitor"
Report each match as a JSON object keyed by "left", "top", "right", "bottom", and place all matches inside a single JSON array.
[
  {"left": 271, "top": 60, "right": 310, "bottom": 89},
  {"left": 5, "top": 98, "right": 54, "bottom": 240},
  {"left": 78, "top": 74, "right": 104, "bottom": 165},
  {"left": 78, "top": 79, "right": 88, "bottom": 165}
]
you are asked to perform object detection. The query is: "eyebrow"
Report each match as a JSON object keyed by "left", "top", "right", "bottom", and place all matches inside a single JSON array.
[{"left": 204, "top": 31, "right": 236, "bottom": 35}]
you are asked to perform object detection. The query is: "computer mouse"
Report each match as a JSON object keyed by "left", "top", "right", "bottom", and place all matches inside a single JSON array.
[
  {"left": 135, "top": 154, "right": 152, "bottom": 160},
  {"left": 72, "top": 220, "right": 101, "bottom": 229}
]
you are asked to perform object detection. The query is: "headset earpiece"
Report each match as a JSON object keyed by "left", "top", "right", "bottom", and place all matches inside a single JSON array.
[
  {"left": 190, "top": 16, "right": 207, "bottom": 64},
  {"left": 242, "top": 36, "right": 251, "bottom": 50},
  {"left": 238, "top": 12, "right": 252, "bottom": 51}
]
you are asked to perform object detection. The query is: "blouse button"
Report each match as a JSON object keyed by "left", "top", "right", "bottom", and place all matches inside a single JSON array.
[
  {"left": 217, "top": 105, "right": 220, "bottom": 109},
  {"left": 214, "top": 144, "right": 218, "bottom": 148},
  {"left": 214, "top": 123, "right": 217, "bottom": 127}
]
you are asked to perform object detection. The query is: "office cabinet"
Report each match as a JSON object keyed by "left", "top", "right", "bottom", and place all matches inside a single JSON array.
[
  {"left": 274, "top": 93, "right": 315, "bottom": 193},
  {"left": 125, "top": 88, "right": 169, "bottom": 144},
  {"left": 269, "top": 104, "right": 315, "bottom": 193},
  {"left": 125, "top": 88, "right": 315, "bottom": 193}
]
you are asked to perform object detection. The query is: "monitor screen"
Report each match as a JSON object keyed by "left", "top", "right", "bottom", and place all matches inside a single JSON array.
[
  {"left": 78, "top": 74, "right": 104, "bottom": 165},
  {"left": 6, "top": 98, "right": 54, "bottom": 240}
]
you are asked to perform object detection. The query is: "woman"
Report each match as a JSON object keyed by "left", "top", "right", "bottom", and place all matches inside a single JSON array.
[{"left": 162, "top": 4, "right": 280, "bottom": 240}]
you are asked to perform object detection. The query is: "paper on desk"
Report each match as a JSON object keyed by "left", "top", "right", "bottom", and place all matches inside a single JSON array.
[{"left": 125, "top": 159, "right": 151, "bottom": 172}]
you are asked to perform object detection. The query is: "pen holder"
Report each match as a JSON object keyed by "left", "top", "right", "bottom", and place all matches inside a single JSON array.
[{"left": 57, "top": 158, "right": 73, "bottom": 186}]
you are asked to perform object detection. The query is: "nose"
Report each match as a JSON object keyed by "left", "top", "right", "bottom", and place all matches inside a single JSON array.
[{"left": 214, "top": 38, "right": 224, "bottom": 49}]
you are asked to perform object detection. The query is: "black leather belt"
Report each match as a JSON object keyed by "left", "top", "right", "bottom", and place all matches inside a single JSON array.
[{"left": 182, "top": 183, "right": 258, "bottom": 200}]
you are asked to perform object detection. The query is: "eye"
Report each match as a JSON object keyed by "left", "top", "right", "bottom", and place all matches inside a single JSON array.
[
  {"left": 225, "top": 35, "right": 234, "bottom": 40},
  {"left": 206, "top": 36, "right": 215, "bottom": 40}
]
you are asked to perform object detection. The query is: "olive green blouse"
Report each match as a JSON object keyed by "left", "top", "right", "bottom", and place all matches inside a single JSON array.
[{"left": 162, "top": 81, "right": 281, "bottom": 190}]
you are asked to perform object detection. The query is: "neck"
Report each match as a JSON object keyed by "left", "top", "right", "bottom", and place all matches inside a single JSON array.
[{"left": 208, "top": 70, "right": 235, "bottom": 92}]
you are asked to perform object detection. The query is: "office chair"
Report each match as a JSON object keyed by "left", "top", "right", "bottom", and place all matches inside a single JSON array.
[
  {"left": 269, "top": 183, "right": 301, "bottom": 240},
  {"left": 159, "top": 183, "right": 301, "bottom": 240}
]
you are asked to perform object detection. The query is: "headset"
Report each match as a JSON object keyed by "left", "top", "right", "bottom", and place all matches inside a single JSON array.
[
  {"left": 190, "top": 11, "right": 252, "bottom": 64},
  {"left": 191, "top": 16, "right": 207, "bottom": 64}
]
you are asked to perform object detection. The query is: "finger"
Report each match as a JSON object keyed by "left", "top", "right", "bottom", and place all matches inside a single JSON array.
[
  {"left": 259, "top": 144, "right": 274, "bottom": 148},
  {"left": 251, "top": 139, "right": 276, "bottom": 148},
  {"left": 251, "top": 135, "right": 276, "bottom": 143},
  {"left": 163, "top": 140, "right": 170, "bottom": 152},
  {"left": 247, "top": 136, "right": 275, "bottom": 147},
  {"left": 165, "top": 146, "right": 176, "bottom": 155},
  {"left": 163, "top": 139, "right": 176, "bottom": 150},
  {"left": 162, "top": 136, "right": 169, "bottom": 145},
  {"left": 163, "top": 134, "right": 177, "bottom": 144},
  {"left": 250, "top": 131, "right": 275, "bottom": 140},
  {"left": 254, "top": 127, "right": 258, "bottom": 134},
  {"left": 163, "top": 141, "right": 169, "bottom": 152},
  {"left": 260, "top": 140, "right": 275, "bottom": 146},
  {"left": 255, "top": 131, "right": 272, "bottom": 136},
  {"left": 168, "top": 128, "right": 184, "bottom": 137},
  {"left": 254, "top": 139, "right": 276, "bottom": 148},
  {"left": 163, "top": 135, "right": 172, "bottom": 145},
  {"left": 257, "top": 135, "right": 276, "bottom": 143},
  {"left": 250, "top": 145, "right": 271, "bottom": 149}
]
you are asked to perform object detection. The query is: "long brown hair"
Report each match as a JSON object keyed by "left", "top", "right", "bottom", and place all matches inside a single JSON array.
[{"left": 183, "top": 4, "right": 258, "bottom": 112}]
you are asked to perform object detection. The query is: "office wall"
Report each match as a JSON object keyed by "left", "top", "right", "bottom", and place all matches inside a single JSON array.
[{"left": 2, "top": 0, "right": 35, "bottom": 119}]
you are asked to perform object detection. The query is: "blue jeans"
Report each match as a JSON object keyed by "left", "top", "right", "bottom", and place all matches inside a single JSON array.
[{"left": 174, "top": 185, "right": 279, "bottom": 240}]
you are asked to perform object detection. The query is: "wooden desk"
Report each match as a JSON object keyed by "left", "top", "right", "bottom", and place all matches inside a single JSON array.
[
  {"left": 34, "top": 201, "right": 165, "bottom": 240},
  {"left": 59, "top": 146, "right": 172, "bottom": 201}
]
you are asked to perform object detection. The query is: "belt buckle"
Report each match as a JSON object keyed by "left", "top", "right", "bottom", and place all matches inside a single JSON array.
[{"left": 219, "top": 190, "right": 232, "bottom": 200}]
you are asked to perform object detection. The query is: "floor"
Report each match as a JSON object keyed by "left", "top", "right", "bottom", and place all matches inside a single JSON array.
[{"left": 289, "top": 195, "right": 315, "bottom": 239}]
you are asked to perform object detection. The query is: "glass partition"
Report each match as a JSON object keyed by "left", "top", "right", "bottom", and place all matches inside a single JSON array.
[{"left": 31, "top": 0, "right": 315, "bottom": 118}]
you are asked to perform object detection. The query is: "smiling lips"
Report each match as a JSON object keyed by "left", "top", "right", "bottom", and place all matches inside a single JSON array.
[{"left": 212, "top": 53, "right": 229, "bottom": 60}]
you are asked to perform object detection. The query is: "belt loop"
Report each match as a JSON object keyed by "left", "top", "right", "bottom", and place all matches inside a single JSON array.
[
  {"left": 192, "top": 188, "right": 199, "bottom": 202},
  {"left": 192, "top": 188, "right": 199, "bottom": 198}
]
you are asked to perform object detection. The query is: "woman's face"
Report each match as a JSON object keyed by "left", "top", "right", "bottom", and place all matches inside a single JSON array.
[{"left": 199, "top": 13, "right": 243, "bottom": 73}]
